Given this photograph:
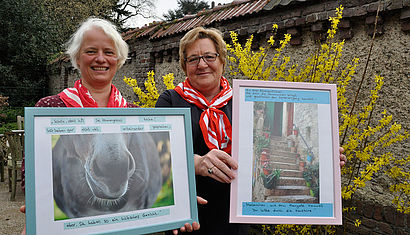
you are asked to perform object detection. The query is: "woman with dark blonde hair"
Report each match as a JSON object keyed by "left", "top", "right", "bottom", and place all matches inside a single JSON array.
[
  {"left": 157, "top": 26, "right": 245, "bottom": 234},
  {"left": 157, "top": 26, "right": 347, "bottom": 234}
]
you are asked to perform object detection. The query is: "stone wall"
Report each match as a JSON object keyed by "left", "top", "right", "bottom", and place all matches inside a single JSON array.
[
  {"left": 337, "top": 199, "right": 410, "bottom": 234},
  {"left": 293, "top": 103, "right": 319, "bottom": 160}
]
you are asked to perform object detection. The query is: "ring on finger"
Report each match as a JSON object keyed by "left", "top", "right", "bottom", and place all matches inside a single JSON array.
[{"left": 208, "top": 166, "right": 215, "bottom": 174}]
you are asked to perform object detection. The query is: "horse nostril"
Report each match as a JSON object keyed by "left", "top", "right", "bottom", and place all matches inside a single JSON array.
[{"left": 92, "top": 159, "right": 103, "bottom": 177}]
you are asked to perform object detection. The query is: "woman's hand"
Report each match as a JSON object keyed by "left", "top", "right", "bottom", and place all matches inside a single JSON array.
[
  {"left": 172, "top": 196, "right": 207, "bottom": 234},
  {"left": 339, "top": 147, "right": 346, "bottom": 168},
  {"left": 20, "top": 205, "right": 26, "bottom": 235},
  {"left": 194, "top": 149, "right": 238, "bottom": 183}
]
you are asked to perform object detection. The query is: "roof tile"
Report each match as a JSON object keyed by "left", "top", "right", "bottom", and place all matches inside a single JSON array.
[
  {"left": 121, "top": 0, "right": 314, "bottom": 41},
  {"left": 123, "top": 0, "right": 280, "bottom": 41}
]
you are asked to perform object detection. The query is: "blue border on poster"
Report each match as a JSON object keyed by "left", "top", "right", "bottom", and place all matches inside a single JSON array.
[
  {"left": 245, "top": 88, "right": 330, "bottom": 104},
  {"left": 242, "top": 202, "right": 333, "bottom": 217}
]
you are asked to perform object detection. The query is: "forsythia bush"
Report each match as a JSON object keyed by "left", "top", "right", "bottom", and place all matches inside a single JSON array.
[
  {"left": 125, "top": 5, "right": 409, "bottom": 234},
  {"left": 124, "top": 71, "right": 175, "bottom": 107},
  {"left": 227, "top": 5, "right": 408, "bottom": 234}
]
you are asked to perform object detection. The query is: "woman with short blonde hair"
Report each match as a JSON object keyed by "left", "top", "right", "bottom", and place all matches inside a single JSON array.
[{"left": 179, "top": 27, "right": 227, "bottom": 74}]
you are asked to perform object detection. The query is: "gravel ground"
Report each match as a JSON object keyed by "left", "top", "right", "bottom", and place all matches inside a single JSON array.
[{"left": 0, "top": 171, "right": 25, "bottom": 235}]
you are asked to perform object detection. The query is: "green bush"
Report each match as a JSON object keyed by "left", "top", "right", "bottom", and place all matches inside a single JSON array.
[
  {"left": 0, "top": 106, "right": 24, "bottom": 134},
  {"left": 0, "top": 107, "right": 24, "bottom": 123},
  {"left": 0, "top": 122, "right": 18, "bottom": 134},
  {"left": 303, "top": 162, "right": 319, "bottom": 197}
]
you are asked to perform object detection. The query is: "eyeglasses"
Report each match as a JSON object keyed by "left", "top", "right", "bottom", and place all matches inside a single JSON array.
[{"left": 185, "top": 52, "right": 219, "bottom": 66}]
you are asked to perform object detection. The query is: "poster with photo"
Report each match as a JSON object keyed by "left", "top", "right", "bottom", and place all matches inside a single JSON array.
[
  {"left": 24, "top": 107, "right": 197, "bottom": 234},
  {"left": 230, "top": 80, "right": 342, "bottom": 225}
]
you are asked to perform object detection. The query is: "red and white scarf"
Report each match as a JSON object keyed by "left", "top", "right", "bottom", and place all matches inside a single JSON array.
[
  {"left": 175, "top": 77, "right": 232, "bottom": 154},
  {"left": 58, "top": 80, "right": 127, "bottom": 108}
]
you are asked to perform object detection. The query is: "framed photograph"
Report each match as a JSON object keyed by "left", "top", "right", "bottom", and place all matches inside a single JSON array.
[
  {"left": 230, "top": 80, "right": 342, "bottom": 225},
  {"left": 24, "top": 107, "right": 197, "bottom": 234}
]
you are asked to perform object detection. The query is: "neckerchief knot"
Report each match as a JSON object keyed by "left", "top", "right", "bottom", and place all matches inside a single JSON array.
[
  {"left": 174, "top": 77, "right": 232, "bottom": 154},
  {"left": 58, "top": 80, "right": 127, "bottom": 108}
]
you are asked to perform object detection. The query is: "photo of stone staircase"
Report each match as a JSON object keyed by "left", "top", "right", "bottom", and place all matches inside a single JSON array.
[
  {"left": 252, "top": 101, "right": 320, "bottom": 204},
  {"left": 252, "top": 135, "right": 318, "bottom": 204}
]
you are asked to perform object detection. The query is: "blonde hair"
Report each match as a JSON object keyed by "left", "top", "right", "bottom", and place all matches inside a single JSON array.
[
  {"left": 66, "top": 17, "right": 129, "bottom": 70},
  {"left": 179, "top": 27, "right": 227, "bottom": 74}
]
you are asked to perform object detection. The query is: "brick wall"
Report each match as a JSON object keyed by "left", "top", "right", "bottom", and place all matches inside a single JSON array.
[
  {"left": 338, "top": 199, "right": 410, "bottom": 234},
  {"left": 47, "top": 0, "right": 410, "bottom": 101}
]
